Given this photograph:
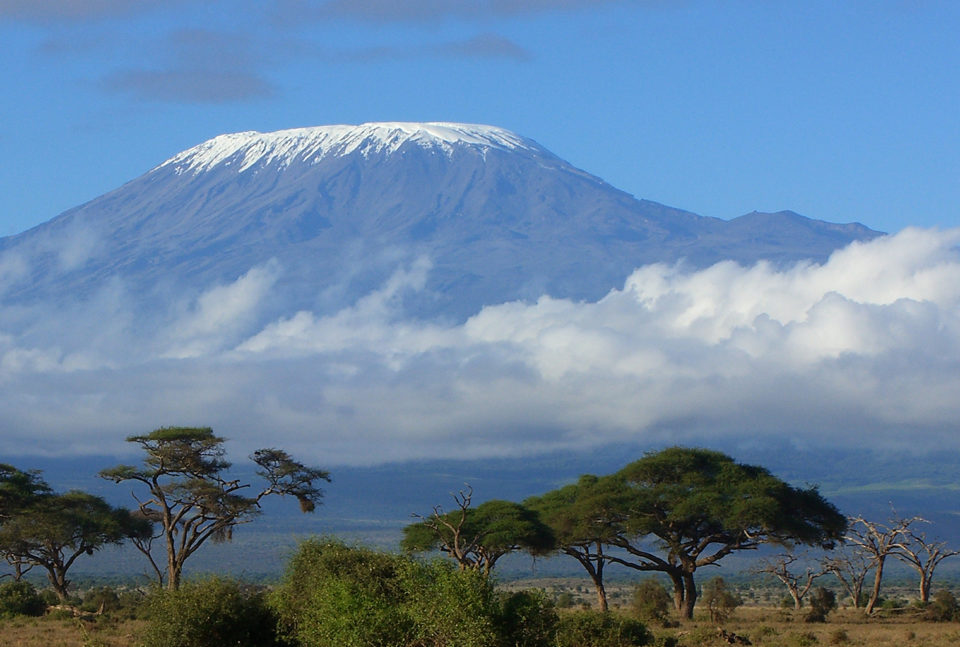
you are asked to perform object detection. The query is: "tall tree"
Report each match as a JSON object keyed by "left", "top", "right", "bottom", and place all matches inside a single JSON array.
[
  {"left": 524, "top": 475, "right": 626, "bottom": 612},
  {"left": 610, "top": 447, "right": 846, "bottom": 619},
  {"left": 402, "top": 486, "right": 553, "bottom": 577},
  {"left": 100, "top": 426, "right": 330, "bottom": 590},
  {"left": 0, "top": 491, "right": 149, "bottom": 600},
  {"left": 845, "top": 514, "right": 920, "bottom": 615}
]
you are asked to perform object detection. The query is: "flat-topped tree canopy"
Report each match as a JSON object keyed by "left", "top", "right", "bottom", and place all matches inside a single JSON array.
[
  {"left": 608, "top": 446, "right": 846, "bottom": 618},
  {"left": 100, "top": 426, "right": 329, "bottom": 589}
]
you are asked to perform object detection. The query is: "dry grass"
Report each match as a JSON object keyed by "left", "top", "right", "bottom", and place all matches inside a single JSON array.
[
  {"left": 2, "top": 602, "right": 960, "bottom": 646},
  {"left": 0, "top": 615, "right": 144, "bottom": 647},
  {"left": 655, "top": 606, "right": 960, "bottom": 647}
]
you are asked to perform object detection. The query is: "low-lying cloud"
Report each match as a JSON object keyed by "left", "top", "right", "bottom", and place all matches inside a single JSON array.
[{"left": 2, "top": 228, "right": 958, "bottom": 465}]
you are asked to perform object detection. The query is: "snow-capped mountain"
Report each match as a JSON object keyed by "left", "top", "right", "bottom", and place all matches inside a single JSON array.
[{"left": 0, "top": 122, "right": 878, "bottom": 320}]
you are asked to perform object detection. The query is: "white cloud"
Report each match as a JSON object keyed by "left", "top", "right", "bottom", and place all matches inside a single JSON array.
[{"left": 1, "top": 229, "right": 959, "bottom": 464}]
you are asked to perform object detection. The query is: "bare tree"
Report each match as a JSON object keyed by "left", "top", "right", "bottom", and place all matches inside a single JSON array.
[
  {"left": 892, "top": 520, "right": 959, "bottom": 603},
  {"left": 845, "top": 514, "right": 921, "bottom": 614},
  {"left": 755, "top": 553, "right": 826, "bottom": 610},
  {"left": 822, "top": 547, "right": 872, "bottom": 609}
]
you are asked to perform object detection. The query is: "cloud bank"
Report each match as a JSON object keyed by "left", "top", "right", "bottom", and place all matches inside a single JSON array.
[{"left": 1, "top": 228, "right": 958, "bottom": 465}]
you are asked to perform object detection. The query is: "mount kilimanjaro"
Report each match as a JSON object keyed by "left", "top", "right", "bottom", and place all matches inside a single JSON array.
[{"left": 0, "top": 122, "right": 878, "bottom": 321}]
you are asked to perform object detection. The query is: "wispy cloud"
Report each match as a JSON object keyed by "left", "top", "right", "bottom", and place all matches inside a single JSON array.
[
  {"left": 275, "top": 0, "right": 631, "bottom": 22},
  {"left": 1, "top": 229, "right": 959, "bottom": 464},
  {"left": 0, "top": 0, "right": 172, "bottom": 23},
  {"left": 101, "top": 29, "right": 276, "bottom": 103}
]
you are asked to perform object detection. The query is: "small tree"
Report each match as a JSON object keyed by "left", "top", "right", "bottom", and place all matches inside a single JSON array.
[
  {"left": 0, "top": 491, "right": 149, "bottom": 600},
  {"left": 804, "top": 587, "right": 837, "bottom": 623},
  {"left": 756, "top": 553, "right": 826, "bottom": 610},
  {"left": 100, "top": 427, "right": 329, "bottom": 590},
  {"left": 891, "top": 521, "right": 959, "bottom": 603},
  {"left": 631, "top": 578, "right": 673, "bottom": 623},
  {"left": 403, "top": 487, "right": 553, "bottom": 577},
  {"left": 702, "top": 577, "right": 741, "bottom": 624},
  {"left": 822, "top": 547, "right": 872, "bottom": 609}
]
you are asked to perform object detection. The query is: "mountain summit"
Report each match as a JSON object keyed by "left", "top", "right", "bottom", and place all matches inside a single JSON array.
[
  {"left": 0, "top": 122, "right": 878, "bottom": 319},
  {"left": 160, "top": 123, "right": 541, "bottom": 175}
]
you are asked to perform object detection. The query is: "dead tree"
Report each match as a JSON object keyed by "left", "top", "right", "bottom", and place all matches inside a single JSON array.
[
  {"left": 822, "top": 548, "right": 872, "bottom": 609},
  {"left": 892, "top": 521, "right": 959, "bottom": 603},
  {"left": 845, "top": 514, "right": 921, "bottom": 614},
  {"left": 756, "top": 553, "right": 826, "bottom": 610}
]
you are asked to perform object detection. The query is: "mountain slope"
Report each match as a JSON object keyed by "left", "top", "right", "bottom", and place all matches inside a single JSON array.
[{"left": 0, "top": 122, "right": 879, "bottom": 319}]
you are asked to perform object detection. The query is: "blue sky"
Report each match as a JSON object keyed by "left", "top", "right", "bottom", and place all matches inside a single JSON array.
[{"left": 2, "top": 0, "right": 958, "bottom": 238}]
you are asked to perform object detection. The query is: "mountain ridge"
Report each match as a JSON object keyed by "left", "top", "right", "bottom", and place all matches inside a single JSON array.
[{"left": 0, "top": 122, "right": 881, "bottom": 320}]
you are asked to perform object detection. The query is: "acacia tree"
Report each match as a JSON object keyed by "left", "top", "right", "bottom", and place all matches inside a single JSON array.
[
  {"left": 609, "top": 447, "right": 846, "bottom": 619},
  {"left": 524, "top": 475, "right": 626, "bottom": 612},
  {"left": 755, "top": 553, "right": 826, "bottom": 610},
  {"left": 0, "top": 491, "right": 149, "bottom": 600},
  {"left": 821, "top": 546, "right": 872, "bottom": 609},
  {"left": 100, "top": 427, "right": 330, "bottom": 590},
  {"left": 0, "top": 464, "right": 53, "bottom": 581},
  {"left": 892, "top": 520, "right": 958, "bottom": 603},
  {"left": 845, "top": 514, "right": 920, "bottom": 614},
  {"left": 402, "top": 486, "right": 553, "bottom": 577}
]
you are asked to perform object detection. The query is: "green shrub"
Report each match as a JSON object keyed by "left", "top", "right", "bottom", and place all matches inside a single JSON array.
[
  {"left": 702, "top": 577, "right": 741, "bottom": 624},
  {"left": 400, "top": 559, "right": 500, "bottom": 647},
  {"left": 0, "top": 581, "right": 46, "bottom": 618},
  {"left": 81, "top": 586, "right": 120, "bottom": 614},
  {"left": 498, "top": 589, "right": 559, "bottom": 647},
  {"left": 140, "top": 577, "right": 282, "bottom": 647},
  {"left": 555, "top": 610, "right": 651, "bottom": 647},
  {"left": 556, "top": 591, "right": 576, "bottom": 608},
  {"left": 270, "top": 538, "right": 412, "bottom": 646},
  {"left": 924, "top": 590, "right": 959, "bottom": 622},
  {"left": 805, "top": 587, "right": 837, "bottom": 623},
  {"left": 632, "top": 579, "right": 673, "bottom": 624},
  {"left": 272, "top": 538, "right": 514, "bottom": 647}
]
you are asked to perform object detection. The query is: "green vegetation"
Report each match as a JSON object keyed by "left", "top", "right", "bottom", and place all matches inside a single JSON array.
[
  {"left": 402, "top": 487, "right": 555, "bottom": 575},
  {"left": 5, "top": 440, "right": 960, "bottom": 646},
  {"left": 0, "top": 580, "right": 46, "bottom": 618},
  {"left": 140, "top": 576, "right": 282, "bottom": 647}
]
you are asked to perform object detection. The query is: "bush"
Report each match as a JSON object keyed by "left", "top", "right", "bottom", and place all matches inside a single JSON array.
[
  {"left": 81, "top": 586, "right": 120, "bottom": 614},
  {"left": 140, "top": 577, "right": 282, "bottom": 647},
  {"left": 0, "top": 580, "right": 46, "bottom": 618},
  {"left": 270, "top": 538, "right": 413, "bottom": 646},
  {"left": 498, "top": 589, "right": 559, "bottom": 647},
  {"left": 702, "top": 577, "right": 741, "bottom": 624},
  {"left": 924, "top": 590, "right": 959, "bottom": 622},
  {"left": 805, "top": 587, "right": 837, "bottom": 623},
  {"left": 632, "top": 579, "right": 673, "bottom": 624},
  {"left": 401, "top": 559, "right": 500, "bottom": 647},
  {"left": 272, "top": 538, "right": 519, "bottom": 647},
  {"left": 555, "top": 610, "right": 651, "bottom": 647}
]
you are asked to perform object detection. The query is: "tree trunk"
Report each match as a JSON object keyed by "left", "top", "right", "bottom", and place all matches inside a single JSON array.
[
  {"left": 790, "top": 589, "right": 802, "bottom": 610},
  {"left": 680, "top": 573, "right": 697, "bottom": 620},
  {"left": 865, "top": 556, "right": 886, "bottom": 615},
  {"left": 45, "top": 566, "right": 69, "bottom": 601},
  {"left": 669, "top": 571, "right": 685, "bottom": 614},
  {"left": 919, "top": 572, "right": 931, "bottom": 603},
  {"left": 592, "top": 572, "right": 608, "bottom": 613}
]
